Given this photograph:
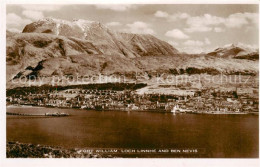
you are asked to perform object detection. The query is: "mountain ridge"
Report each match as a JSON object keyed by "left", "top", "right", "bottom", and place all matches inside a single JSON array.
[
  {"left": 6, "top": 18, "right": 259, "bottom": 88},
  {"left": 22, "top": 18, "right": 179, "bottom": 58},
  {"left": 207, "top": 43, "right": 258, "bottom": 60}
]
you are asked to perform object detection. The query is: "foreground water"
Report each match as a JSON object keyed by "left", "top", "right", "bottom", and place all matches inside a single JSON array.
[{"left": 6, "top": 107, "right": 259, "bottom": 158}]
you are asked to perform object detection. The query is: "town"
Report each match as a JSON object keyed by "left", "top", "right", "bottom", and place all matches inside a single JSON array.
[{"left": 6, "top": 83, "right": 259, "bottom": 114}]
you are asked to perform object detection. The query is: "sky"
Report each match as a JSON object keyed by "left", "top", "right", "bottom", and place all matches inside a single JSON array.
[{"left": 6, "top": 4, "right": 259, "bottom": 53}]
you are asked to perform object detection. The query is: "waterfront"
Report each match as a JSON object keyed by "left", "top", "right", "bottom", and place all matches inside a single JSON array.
[
  {"left": 7, "top": 107, "right": 259, "bottom": 158},
  {"left": 6, "top": 84, "right": 259, "bottom": 114}
]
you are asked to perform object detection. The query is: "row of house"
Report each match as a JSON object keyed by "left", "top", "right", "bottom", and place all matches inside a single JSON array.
[{"left": 7, "top": 88, "right": 258, "bottom": 113}]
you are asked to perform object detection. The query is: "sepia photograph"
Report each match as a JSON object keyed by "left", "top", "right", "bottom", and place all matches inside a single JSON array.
[{"left": 1, "top": 0, "right": 259, "bottom": 166}]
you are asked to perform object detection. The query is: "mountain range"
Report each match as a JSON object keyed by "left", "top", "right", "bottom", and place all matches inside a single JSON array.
[
  {"left": 6, "top": 18, "right": 259, "bottom": 87},
  {"left": 208, "top": 43, "right": 258, "bottom": 60}
]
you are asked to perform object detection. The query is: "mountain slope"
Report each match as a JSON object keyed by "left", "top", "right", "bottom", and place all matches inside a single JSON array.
[
  {"left": 22, "top": 18, "right": 179, "bottom": 58},
  {"left": 6, "top": 31, "right": 143, "bottom": 82},
  {"left": 6, "top": 18, "right": 259, "bottom": 88},
  {"left": 207, "top": 43, "right": 259, "bottom": 60}
]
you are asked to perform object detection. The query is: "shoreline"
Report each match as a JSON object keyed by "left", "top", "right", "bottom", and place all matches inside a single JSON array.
[
  {"left": 6, "top": 141, "right": 210, "bottom": 158},
  {"left": 6, "top": 141, "right": 112, "bottom": 158},
  {"left": 6, "top": 104, "right": 257, "bottom": 115},
  {"left": 7, "top": 105, "right": 45, "bottom": 109}
]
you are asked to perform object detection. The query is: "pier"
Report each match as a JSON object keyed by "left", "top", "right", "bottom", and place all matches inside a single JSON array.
[{"left": 6, "top": 112, "right": 69, "bottom": 117}]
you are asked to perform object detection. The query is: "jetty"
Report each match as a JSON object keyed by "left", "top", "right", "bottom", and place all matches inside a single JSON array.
[{"left": 7, "top": 112, "right": 69, "bottom": 117}]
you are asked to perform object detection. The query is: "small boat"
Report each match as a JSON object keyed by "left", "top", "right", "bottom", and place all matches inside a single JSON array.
[
  {"left": 179, "top": 108, "right": 192, "bottom": 113},
  {"left": 171, "top": 105, "right": 178, "bottom": 114}
]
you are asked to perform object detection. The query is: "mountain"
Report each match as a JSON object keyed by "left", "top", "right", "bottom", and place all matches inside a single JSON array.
[
  {"left": 207, "top": 43, "right": 259, "bottom": 60},
  {"left": 6, "top": 31, "right": 142, "bottom": 81},
  {"left": 6, "top": 18, "right": 259, "bottom": 88},
  {"left": 22, "top": 18, "right": 179, "bottom": 58}
]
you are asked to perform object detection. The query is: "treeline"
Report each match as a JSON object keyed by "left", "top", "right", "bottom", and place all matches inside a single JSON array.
[
  {"left": 149, "top": 94, "right": 179, "bottom": 102},
  {"left": 6, "top": 83, "right": 147, "bottom": 96},
  {"left": 228, "top": 71, "right": 256, "bottom": 76},
  {"left": 169, "top": 67, "right": 256, "bottom": 76},
  {"left": 169, "top": 67, "right": 220, "bottom": 75}
]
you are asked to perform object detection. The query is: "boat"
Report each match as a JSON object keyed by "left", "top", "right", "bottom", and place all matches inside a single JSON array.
[
  {"left": 170, "top": 105, "right": 192, "bottom": 114},
  {"left": 171, "top": 105, "right": 178, "bottom": 114},
  {"left": 179, "top": 108, "right": 193, "bottom": 113}
]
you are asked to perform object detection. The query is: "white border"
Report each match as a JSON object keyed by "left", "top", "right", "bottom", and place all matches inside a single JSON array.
[
  {"left": 0, "top": 0, "right": 6, "bottom": 166},
  {"left": 1, "top": 0, "right": 259, "bottom": 167},
  {"left": 4, "top": 0, "right": 260, "bottom": 4}
]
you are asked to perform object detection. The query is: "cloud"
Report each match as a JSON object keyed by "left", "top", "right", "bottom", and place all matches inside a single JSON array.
[
  {"left": 155, "top": 12, "right": 190, "bottom": 21},
  {"left": 125, "top": 21, "right": 155, "bottom": 34},
  {"left": 185, "top": 14, "right": 224, "bottom": 33},
  {"left": 165, "top": 29, "right": 189, "bottom": 39},
  {"left": 169, "top": 13, "right": 190, "bottom": 21},
  {"left": 94, "top": 4, "right": 136, "bottom": 11},
  {"left": 177, "top": 44, "right": 213, "bottom": 54},
  {"left": 224, "top": 12, "right": 258, "bottom": 28},
  {"left": 106, "top": 22, "right": 122, "bottom": 27},
  {"left": 245, "top": 12, "right": 259, "bottom": 25},
  {"left": 185, "top": 26, "right": 212, "bottom": 33},
  {"left": 237, "top": 42, "right": 258, "bottom": 50},
  {"left": 20, "top": 5, "right": 63, "bottom": 11},
  {"left": 22, "top": 10, "right": 44, "bottom": 20},
  {"left": 154, "top": 11, "right": 169, "bottom": 18},
  {"left": 204, "top": 38, "right": 211, "bottom": 45},
  {"left": 178, "top": 46, "right": 205, "bottom": 54},
  {"left": 6, "top": 13, "right": 31, "bottom": 27},
  {"left": 224, "top": 13, "right": 248, "bottom": 28},
  {"left": 214, "top": 27, "right": 225, "bottom": 32},
  {"left": 171, "top": 37, "right": 211, "bottom": 54},
  {"left": 184, "top": 12, "right": 258, "bottom": 33},
  {"left": 183, "top": 40, "right": 204, "bottom": 46},
  {"left": 168, "top": 40, "right": 179, "bottom": 46},
  {"left": 178, "top": 13, "right": 190, "bottom": 19},
  {"left": 187, "top": 14, "right": 225, "bottom": 26},
  {"left": 183, "top": 38, "right": 211, "bottom": 46},
  {"left": 19, "top": 5, "right": 64, "bottom": 21},
  {"left": 7, "top": 28, "right": 21, "bottom": 33}
]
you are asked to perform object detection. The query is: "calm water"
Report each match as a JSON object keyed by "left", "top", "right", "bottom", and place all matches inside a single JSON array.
[{"left": 7, "top": 107, "right": 259, "bottom": 158}]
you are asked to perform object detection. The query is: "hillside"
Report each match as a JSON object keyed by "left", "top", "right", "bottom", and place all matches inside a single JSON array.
[
  {"left": 22, "top": 18, "right": 179, "bottom": 58},
  {"left": 207, "top": 43, "right": 259, "bottom": 60},
  {"left": 6, "top": 18, "right": 259, "bottom": 88}
]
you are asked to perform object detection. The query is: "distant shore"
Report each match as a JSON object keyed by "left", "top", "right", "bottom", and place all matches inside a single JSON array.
[
  {"left": 6, "top": 104, "right": 45, "bottom": 109},
  {"left": 6, "top": 104, "right": 257, "bottom": 115}
]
